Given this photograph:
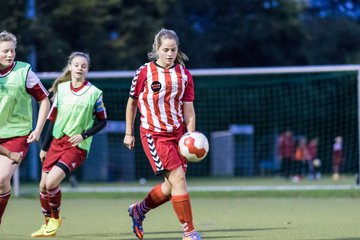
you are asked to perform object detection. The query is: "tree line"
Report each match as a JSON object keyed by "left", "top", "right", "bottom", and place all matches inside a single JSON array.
[{"left": 2, "top": 0, "right": 360, "bottom": 71}]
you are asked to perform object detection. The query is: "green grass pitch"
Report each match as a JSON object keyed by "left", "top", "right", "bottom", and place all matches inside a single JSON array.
[{"left": 1, "top": 176, "right": 360, "bottom": 239}]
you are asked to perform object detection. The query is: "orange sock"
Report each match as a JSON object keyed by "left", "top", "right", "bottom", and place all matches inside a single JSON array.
[
  {"left": 138, "top": 183, "right": 171, "bottom": 215},
  {"left": 171, "top": 193, "right": 195, "bottom": 234}
]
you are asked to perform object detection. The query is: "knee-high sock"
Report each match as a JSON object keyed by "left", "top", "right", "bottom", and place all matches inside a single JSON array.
[
  {"left": 47, "top": 187, "right": 61, "bottom": 219},
  {"left": 39, "top": 191, "right": 51, "bottom": 222},
  {"left": 0, "top": 191, "right": 11, "bottom": 224},
  {"left": 138, "top": 183, "right": 171, "bottom": 216},
  {"left": 171, "top": 193, "right": 195, "bottom": 235}
]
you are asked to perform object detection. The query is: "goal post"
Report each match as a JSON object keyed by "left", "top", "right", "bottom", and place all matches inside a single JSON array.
[
  {"left": 14, "top": 65, "right": 360, "bottom": 196},
  {"left": 358, "top": 70, "right": 360, "bottom": 185}
]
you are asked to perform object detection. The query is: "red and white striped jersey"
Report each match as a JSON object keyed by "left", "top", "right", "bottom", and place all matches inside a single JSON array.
[{"left": 130, "top": 61, "right": 194, "bottom": 133}]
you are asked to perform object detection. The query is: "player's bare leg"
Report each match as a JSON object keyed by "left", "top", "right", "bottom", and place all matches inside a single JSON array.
[{"left": 0, "top": 155, "right": 19, "bottom": 225}]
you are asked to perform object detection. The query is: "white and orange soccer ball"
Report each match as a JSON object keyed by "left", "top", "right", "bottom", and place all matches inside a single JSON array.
[{"left": 178, "top": 132, "right": 209, "bottom": 163}]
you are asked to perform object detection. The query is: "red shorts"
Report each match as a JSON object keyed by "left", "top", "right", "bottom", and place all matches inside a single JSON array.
[
  {"left": 43, "top": 135, "right": 87, "bottom": 173},
  {"left": 0, "top": 135, "right": 30, "bottom": 157},
  {"left": 140, "top": 126, "right": 187, "bottom": 175}
]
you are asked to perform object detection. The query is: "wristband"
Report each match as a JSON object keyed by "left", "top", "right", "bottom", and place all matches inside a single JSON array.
[{"left": 81, "top": 131, "right": 89, "bottom": 139}]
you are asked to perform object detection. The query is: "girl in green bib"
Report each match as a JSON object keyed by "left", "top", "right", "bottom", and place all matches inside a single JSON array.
[
  {"left": 0, "top": 30, "right": 50, "bottom": 226},
  {"left": 31, "top": 52, "right": 107, "bottom": 237}
]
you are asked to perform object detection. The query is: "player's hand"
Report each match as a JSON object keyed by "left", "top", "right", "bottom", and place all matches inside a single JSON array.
[
  {"left": 27, "top": 130, "right": 40, "bottom": 143},
  {"left": 39, "top": 150, "right": 47, "bottom": 163},
  {"left": 9, "top": 152, "right": 23, "bottom": 164},
  {"left": 123, "top": 135, "right": 135, "bottom": 150},
  {"left": 68, "top": 134, "right": 84, "bottom": 146}
]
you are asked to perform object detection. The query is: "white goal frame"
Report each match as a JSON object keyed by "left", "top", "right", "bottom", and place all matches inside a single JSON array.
[{"left": 13, "top": 64, "right": 360, "bottom": 196}]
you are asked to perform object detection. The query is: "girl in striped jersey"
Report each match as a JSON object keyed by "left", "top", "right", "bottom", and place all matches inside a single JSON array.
[
  {"left": 31, "top": 52, "right": 107, "bottom": 237},
  {"left": 124, "top": 28, "right": 202, "bottom": 240},
  {"left": 0, "top": 31, "right": 50, "bottom": 226}
]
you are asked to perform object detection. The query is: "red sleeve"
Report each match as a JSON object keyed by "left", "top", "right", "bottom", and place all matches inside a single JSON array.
[
  {"left": 130, "top": 64, "right": 147, "bottom": 99},
  {"left": 94, "top": 111, "right": 106, "bottom": 120},
  {"left": 47, "top": 104, "right": 57, "bottom": 122},
  {"left": 26, "top": 83, "right": 49, "bottom": 101},
  {"left": 46, "top": 93, "right": 58, "bottom": 122},
  {"left": 182, "top": 68, "right": 195, "bottom": 102}
]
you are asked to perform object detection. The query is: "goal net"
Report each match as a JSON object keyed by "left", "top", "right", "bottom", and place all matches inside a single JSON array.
[
  {"left": 196, "top": 66, "right": 359, "bottom": 181},
  {"left": 15, "top": 65, "right": 360, "bottom": 191}
]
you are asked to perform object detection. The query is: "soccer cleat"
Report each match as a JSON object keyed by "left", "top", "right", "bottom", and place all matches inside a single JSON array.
[
  {"left": 183, "top": 231, "right": 203, "bottom": 240},
  {"left": 128, "top": 203, "right": 145, "bottom": 239},
  {"left": 31, "top": 224, "right": 47, "bottom": 237},
  {"left": 31, "top": 217, "right": 50, "bottom": 237},
  {"left": 42, "top": 217, "right": 62, "bottom": 237}
]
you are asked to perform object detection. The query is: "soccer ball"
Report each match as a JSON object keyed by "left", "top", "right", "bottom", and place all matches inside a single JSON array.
[
  {"left": 313, "top": 158, "right": 321, "bottom": 167},
  {"left": 179, "top": 132, "right": 209, "bottom": 163}
]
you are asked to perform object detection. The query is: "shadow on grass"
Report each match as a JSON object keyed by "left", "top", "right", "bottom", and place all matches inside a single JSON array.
[
  {"left": 44, "top": 234, "right": 360, "bottom": 240},
  {"left": 63, "top": 227, "right": 287, "bottom": 239},
  {"left": 145, "top": 227, "right": 287, "bottom": 235},
  {"left": 316, "top": 238, "right": 360, "bottom": 240}
]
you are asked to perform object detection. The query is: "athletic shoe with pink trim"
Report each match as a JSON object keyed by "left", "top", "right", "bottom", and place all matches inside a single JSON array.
[{"left": 128, "top": 203, "right": 145, "bottom": 239}]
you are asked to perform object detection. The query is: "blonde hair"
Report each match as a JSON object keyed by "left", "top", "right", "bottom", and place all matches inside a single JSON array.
[
  {"left": 148, "top": 28, "right": 189, "bottom": 66},
  {"left": 0, "top": 30, "right": 17, "bottom": 47},
  {"left": 50, "top": 51, "right": 90, "bottom": 95}
]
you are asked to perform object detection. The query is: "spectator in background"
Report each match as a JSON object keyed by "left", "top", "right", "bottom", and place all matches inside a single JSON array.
[
  {"left": 293, "top": 136, "right": 310, "bottom": 182},
  {"left": 307, "top": 137, "right": 319, "bottom": 180},
  {"left": 332, "top": 136, "right": 343, "bottom": 180},
  {"left": 277, "top": 130, "right": 295, "bottom": 179}
]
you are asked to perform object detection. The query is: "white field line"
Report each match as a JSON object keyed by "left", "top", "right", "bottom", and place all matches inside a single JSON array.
[{"left": 19, "top": 185, "right": 359, "bottom": 194}]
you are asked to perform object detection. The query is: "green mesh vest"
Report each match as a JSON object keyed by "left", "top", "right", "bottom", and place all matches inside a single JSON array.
[
  {"left": 52, "top": 81, "right": 102, "bottom": 152},
  {"left": 0, "top": 61, "right": 32, "bottom": 138}
]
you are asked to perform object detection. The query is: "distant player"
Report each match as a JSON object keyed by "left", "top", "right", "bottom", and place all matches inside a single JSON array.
[
  {"left": 307, "top": 137, "right": 319, "bottom": 180},
  {"left": 0, "top": 30, "right": 50, "bottom": 225},
  {"left": 31, "top": 52, "right": 107, "bottom": 237},
  {"left": 332, "top": 136, "right": 343, "bottom": 180},
  {"left": 277, "top": 130, "right": 295, "bottom": 179},
  {"left": 123, "top": 28, "right": 202, "bottom": 240},
  {"left": 293, "top": 137, "right": 310, "bottom": 182}
]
